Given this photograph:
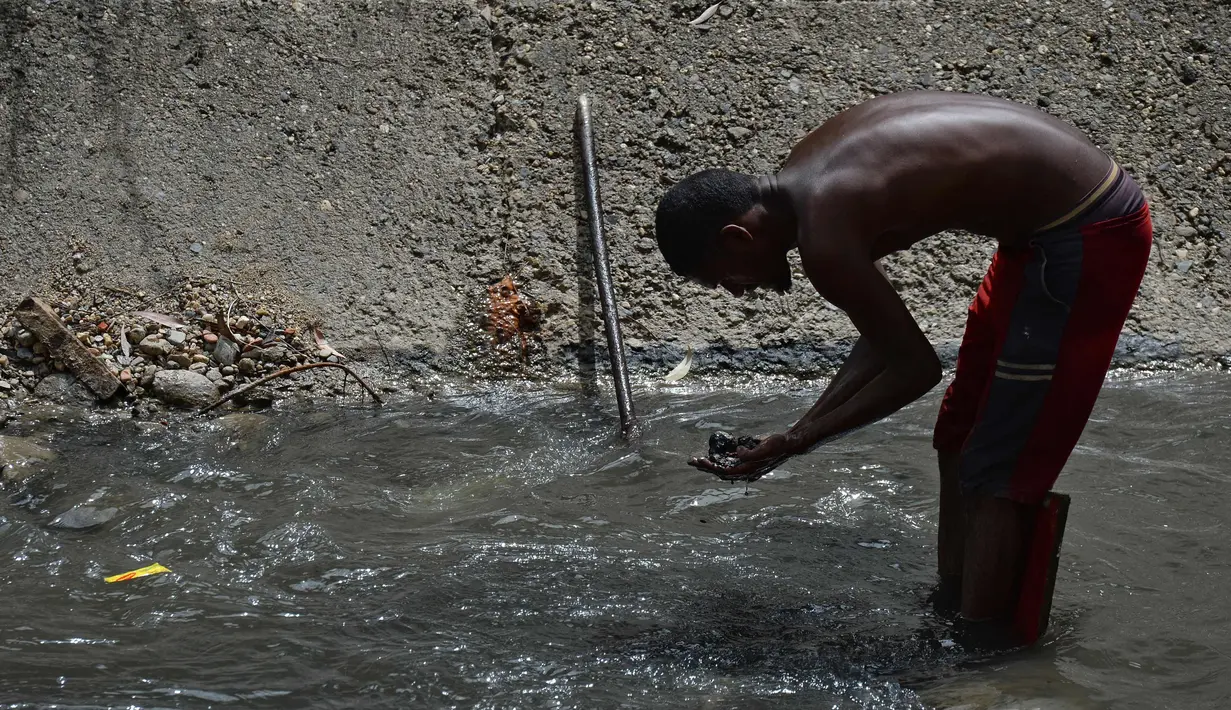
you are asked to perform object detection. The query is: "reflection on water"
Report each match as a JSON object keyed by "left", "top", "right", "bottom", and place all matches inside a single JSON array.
[{"left": 2, "top": 371, "right": 1230, "bottom": 709}]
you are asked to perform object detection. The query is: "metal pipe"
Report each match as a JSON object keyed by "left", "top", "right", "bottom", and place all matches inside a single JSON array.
[{"left": 575, "top": 94, "right": 640, "bottom": 441}]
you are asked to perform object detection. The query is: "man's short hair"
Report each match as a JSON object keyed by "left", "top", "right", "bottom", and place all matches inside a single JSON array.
[{"left": 654, "top": 169, "right": 758, "bottom": 276}]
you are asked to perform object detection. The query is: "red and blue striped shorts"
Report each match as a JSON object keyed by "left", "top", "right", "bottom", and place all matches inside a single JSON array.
[{"left": 932, "top": 163, "right": 1153, "bottom": 504}]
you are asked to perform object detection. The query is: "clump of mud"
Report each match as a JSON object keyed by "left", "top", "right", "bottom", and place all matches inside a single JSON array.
[{"left": 707, "top": 431, "right": 762, "bottom": 468}]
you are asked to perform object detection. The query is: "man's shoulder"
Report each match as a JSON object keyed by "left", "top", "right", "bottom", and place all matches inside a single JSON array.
[{"left": 782, "top": 167, "right": 887, "bottom": 223}]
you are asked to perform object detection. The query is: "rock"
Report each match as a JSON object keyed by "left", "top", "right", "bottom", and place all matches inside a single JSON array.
[
  {"left": 191, "top": 354, "right": 210, "bottom": 365},
  {"left": 167, "top": 330, "right": 187, "bottom": 346},
  {"left": 169, "top": 353, "right": 193, "bottom": 369},
  {"left": 189, "top": 362, "right": 208, "bottom": 373},
  {"left": 49, "top": 506, "right": 118, "bottom": 530},
  {"left": 16, "top": 330, "right": 36, "bottom": 348},
  {"left": 213, "top": 413, "right": 270, "bottom": 452},
  {"left": 221, "top": 366, "right": 236, "bottom": 376},
  {"left": 139, "top": 336, "right": 174, "bottom": 358},
  {"left": 212, "top": 338, "right": 239, "bottom": 367},
  {"left": 119, "top": 369, "right": 132, "bottom": 383},
  {"left": 0, "top": 380, "right": 10, "bottom": 391},
  {"left": 258, "top": 344, "right": 294, "bottom": 364},
  {"left": 1176, "top": 260, "right": 1193, "bottom": 274},
  {"left": 1176, "top": 225, "right": 1198, "bottom": 239},
  {"left": 206, "top": 368, "right": 224, "bottom": 382},
  {"left": 33, "top": 373, "right": 95, "bottom": 406},
  {"left": 727, "top": 126, "right": 752, "bottom": 140},
  {"left": 203, "top": 333, "right": 219, "bottom": 345},
  {"left": 15, "top": 348, "right": 33, "bottom": 361},
  {"left": 0, "top": 354, "right": 7, "bottom": 367},
  {"left": 13, "top": 188, "right": 30, "bottom": 203},
  {"left": 0, "top": 435, "right": 56, "bottom": 483},
  {"left": 238, "top": 357, "right": 258, "bottom": 375},
  {"left": 152, "top": 370, "right": 219, "bottom": 409}
]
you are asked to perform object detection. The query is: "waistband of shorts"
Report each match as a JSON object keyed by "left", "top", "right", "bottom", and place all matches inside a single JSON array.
[{"left": 1032, "top": 162, "right": 1123, "bottom": 234}]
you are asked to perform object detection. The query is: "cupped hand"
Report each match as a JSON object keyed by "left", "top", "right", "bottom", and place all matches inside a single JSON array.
[{"left": 688, "top": 433, "right": 798, "bottom": 483}]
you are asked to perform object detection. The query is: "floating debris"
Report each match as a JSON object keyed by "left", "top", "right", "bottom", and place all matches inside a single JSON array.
[
  {"left": 105, "top": 563, "right": 171, "bottom": 583},
  {"left": 857, "top": 540, "right": 893, "bottom": 550},
  {"left": 663, "top": 345, "right": 694, "bottom": 383}
]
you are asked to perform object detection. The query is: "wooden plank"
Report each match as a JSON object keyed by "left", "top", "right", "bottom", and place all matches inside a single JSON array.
[{"left": 14, "top": 297, "right": 122, "bottom": 401}]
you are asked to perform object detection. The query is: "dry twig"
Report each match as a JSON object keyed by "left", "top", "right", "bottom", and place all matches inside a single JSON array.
[{"left": 198, "top": 362, "right": 383, "bottom": 414}]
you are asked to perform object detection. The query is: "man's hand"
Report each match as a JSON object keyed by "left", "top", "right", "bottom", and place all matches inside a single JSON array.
[{"left": 688, "top": 433, "right": 799, "bottom": 483}]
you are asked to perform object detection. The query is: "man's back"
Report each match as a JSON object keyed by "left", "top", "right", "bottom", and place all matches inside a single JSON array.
[{"left": 778, "top": 91, "right": 1114, "bottom": 251}]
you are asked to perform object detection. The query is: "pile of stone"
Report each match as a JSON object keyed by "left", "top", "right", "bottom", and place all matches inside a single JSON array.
[{"left": 0, "top": 279, "right": 346, "bottom": 410}]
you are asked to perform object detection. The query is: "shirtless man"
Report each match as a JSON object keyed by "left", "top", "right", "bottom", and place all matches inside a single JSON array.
[{"left": 653, "top": 90, "right": 1153, "bottom": 640}]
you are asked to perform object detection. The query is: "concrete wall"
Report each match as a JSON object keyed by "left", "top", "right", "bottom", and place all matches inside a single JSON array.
[{"left": 3, "top": 0, "right": 1229, "bottom": 379}]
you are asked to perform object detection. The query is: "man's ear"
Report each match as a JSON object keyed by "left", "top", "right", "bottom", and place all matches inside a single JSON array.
[{"left": 719, "top": 223, "right": 754, "bottom": 242}]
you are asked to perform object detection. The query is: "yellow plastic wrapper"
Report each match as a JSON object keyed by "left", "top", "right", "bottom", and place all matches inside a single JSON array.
[{"left": 105, "top": 563, "right": 171, "bottom": 583}]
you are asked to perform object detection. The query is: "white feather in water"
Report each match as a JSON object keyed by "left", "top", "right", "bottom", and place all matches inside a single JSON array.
[{"left": 663, "top": 345, "right": 694, "bottom": 383}]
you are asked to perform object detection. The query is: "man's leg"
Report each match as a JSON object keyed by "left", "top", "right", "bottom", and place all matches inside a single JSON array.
[
  {"left": 953, "top": 203, "right": 1152, "bottom": 643},
  {"left": 934, "top": 449, "right": 965, "bottom": 612},
  {"left": 932, "top": 249, "right": 1030, "bottom": 612},
  {"left": 948, "top": 236, "right": 1078, "bottom": 639}
]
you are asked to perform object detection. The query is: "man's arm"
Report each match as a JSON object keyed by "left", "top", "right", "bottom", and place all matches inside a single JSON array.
[
  {"left": 778, "top": 262, "right": 893, "bottom": 431},
  {"left": 689, "top": 250, "right": 940, "bottom": 481},
  {"left": 784, "top": 242, "right": 941, "bottom": 452}
]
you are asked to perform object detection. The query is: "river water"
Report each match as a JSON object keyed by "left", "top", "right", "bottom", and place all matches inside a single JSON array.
[{"left": 2, "top": 370, "right": 1229, "bottom": 709}]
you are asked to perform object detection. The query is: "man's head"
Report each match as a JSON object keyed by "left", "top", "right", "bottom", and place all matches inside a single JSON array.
[{"left": 654, "top": 169, "right": 793, "bottom": 296}]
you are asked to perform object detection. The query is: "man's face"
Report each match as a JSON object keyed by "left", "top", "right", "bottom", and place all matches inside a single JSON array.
[{"left": 690, "top": 245, "right": 792, "bottom": 297}]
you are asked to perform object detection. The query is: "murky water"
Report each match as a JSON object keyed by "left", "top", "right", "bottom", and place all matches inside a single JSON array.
[{"left": 2, "top": 371, "right": 1230, "bottom": 709}]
